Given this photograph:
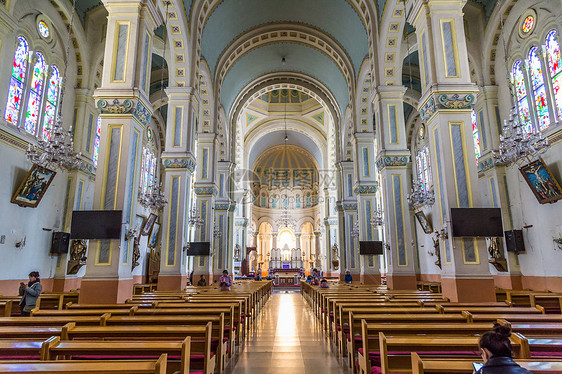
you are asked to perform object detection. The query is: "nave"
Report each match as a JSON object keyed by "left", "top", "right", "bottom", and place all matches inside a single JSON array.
[{"left": 225, "top": 291, "right": 349, "bottom": 374}]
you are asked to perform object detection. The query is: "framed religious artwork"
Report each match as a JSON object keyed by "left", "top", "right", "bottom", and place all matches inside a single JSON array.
[
  {"left": 148, "top": 222, "right": 160, "bottom": 248},
  {"left": 520, "top": 158, "right": 562, "bottom": 204},
  {"left": 141, "top": 213, "right": 157, "bottom": 236},
  {"left": 11, "top": 164, "right": 56, "bottom": 208},
  {"left": 414, "top": 211, "right": 433, "bottom": 234},
  {"left": 133, "top": 214, "right": 146, "bottom": 233}
]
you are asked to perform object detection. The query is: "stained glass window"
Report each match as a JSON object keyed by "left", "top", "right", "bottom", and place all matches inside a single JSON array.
[
  {"left": 5, "top": 37, "right": 29, "bottom": 125},
  {"left": 41, "top": 66, "right": 59, "bottom": 141},
  {"left": 546, "top": 30, "right": 562, "bottom": 120},
  {"left": 415, "top": 146, "right": 431, "bottom": 192},
  {"left": 528, "top": 47, "right": 550, "bottom": 130},
  {"left": 522, "top": 15, "right": 534, "bottom": 34},
  {"left": 93, "top": 117, "right": 101, "bottom": 167},
  {"left": 23, "top": 53, "right": 46, "bottom": 135},
  {"left": 471, "top": 110, "right": 481, "bottom": 164},
  {"left": 140, "top": 147, "right": 157, "bottom": 195},
  {"left": 38, "top": 21, "right": 50, "bottom": 38},
  {"left": 513, "top": 61, "right": 533, "bottom": 135}
]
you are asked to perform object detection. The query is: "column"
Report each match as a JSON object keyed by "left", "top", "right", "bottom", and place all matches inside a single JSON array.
[
  {"left": 353, "top": 131, "right": 381, "bottom": 284},
  {"left": 295, "top": 232, "right": 301, "bottom": 249},
  {"left": 410, "top": 0, "right": 494, "bottom": 301},
  {"left": 157, "top": 86, "right": 197, "bottom": 290},
  {"left": 475, "top": 87, "right": 522, "bottom": 289},
  {"left": 214, "top": 160, "right": 235, "bottom": 274},
  {"left": 336, "top": 161, "right": 359, "bottom": 280},
  {"left": 372, "top": 86, "right": 417, "bottom": 289},
  {"left": 53, "top": 90, "right": 97, "bottom": 292},
  {"left": 271, "top": 232, "right": 278, "bottom": 249},
  {"left": 81, "top": 0, "right": 161, "bottom": 303}
]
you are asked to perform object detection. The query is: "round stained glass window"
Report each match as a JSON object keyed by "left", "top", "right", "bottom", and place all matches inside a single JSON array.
[
  {"left": 38, "top": 21, "right": 50, "bottom": 38},
  {"left": 147, "top": 128, "right": 153, "bottom": 140},
  {"left": 418, "top": 124, "right": 425, "bottom": 140},
  {"left": 521, "top": 15, "right": 534, "bottom": 34}
]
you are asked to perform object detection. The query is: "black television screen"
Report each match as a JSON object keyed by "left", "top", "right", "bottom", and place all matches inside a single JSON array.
[
  {"left": 450, "top": 208, "right": 503, "bottom": 237},
  {"left": 359, "top": 241, "right": 383, "bottom": 255},
  {"left": 186, "top": 242, "right": 211, "bottom": 256},
  {"left": 70, "top": 210, "right": 123, "bottom": 239}
]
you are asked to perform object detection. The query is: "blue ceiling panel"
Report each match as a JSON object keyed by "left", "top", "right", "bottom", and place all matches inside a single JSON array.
[{"left": 201, "top": 0, "right": 368, "bottom": 77}]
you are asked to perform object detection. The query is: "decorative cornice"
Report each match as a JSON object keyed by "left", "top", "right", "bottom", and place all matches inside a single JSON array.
[
  {"left": 376, "top": 155, "right": 409, "bottom": 171},
  {"left": 194, "top": 186, "right": 217, "bottom": 196},
  {"left": 162, "top": 154, "right": 196, "bottom": 173},
  {"left": 420, "top": 93, "right": 476, "bottom": 120},
  {"left": 341, "top": 203, "right": 358, "bottom": 211},
  {"left": 0, "top": 127, "right": 29, "bottom": 151},
  {"left": 478, "top": 157, "right": 496, "bottom": 175},
  {"left": 353, "top": 184, "right": 378, "bottom": 195},
  {"left": 324, "top": 218, "right": 338, "bottom": 226},
  {"left": 97, "top": 98, "right": 152, "bottom": 126},
  {"left": 215, "top": 201, "right": 236, "bottom": 211}
]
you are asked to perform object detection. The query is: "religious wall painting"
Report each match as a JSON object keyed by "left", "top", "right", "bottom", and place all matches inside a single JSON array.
[
  {"left": 11, "top": 164, "right": 56, "bottom": 208},
  {"left": 141, "top": 213, "right": 157, "bottom": 235},
  {"left": 520, "top": 158, "right": 562, "bottom": 204},
  {"left": 414, "top": 211, "right": 433, "bottom": 234},
  {"left": 148, "top": 222, "right": 160, "bottom": 248},
  {"left": 134, "top": 214, "right": 146, "bottom": 233}
]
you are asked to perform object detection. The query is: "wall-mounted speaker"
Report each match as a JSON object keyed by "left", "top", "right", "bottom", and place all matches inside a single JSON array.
[
  {"left": 50, "top": 232, "right": 70, "bottom": 254},
  {"left": 504, "top": 230, "right": 525, "bottom": 253}
]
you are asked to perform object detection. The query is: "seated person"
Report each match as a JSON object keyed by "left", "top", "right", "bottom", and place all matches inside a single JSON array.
[
  {"left": 344, "top": 270, "right": 353, "bottom": 283},
  {"left": 219, "top": 269, "right": 233, "bottom": 291},
  {"left": 197, "top": 274, "right": 207, "bottom": 286},
  {"left": 306, "top": 275, "right": 313, "bottom": 283},
  {"left": 319, "top": 279, "right": 329, "bottom": 288},
  {"left": 475, "top": 323, "right": 531, "bottom": 373}
]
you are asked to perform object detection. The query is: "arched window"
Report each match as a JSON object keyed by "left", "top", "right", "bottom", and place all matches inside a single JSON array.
[
  {"left": 528, "top": 47, "right": 550, "bottom": 130},
  {"left": 471, "top": 110, "right": 481, "bottom": 164},
  {"left": 512, "top": 60, "right": 533, "bottom": 134},
  {"left": 5, "top": 37, "right": 29, "bottom": 125},
  {"left": 23, "top": 53, "right": 46, "bottom": 135},
  {"left": 140, "top": 146, "right": 157, "bottom": 196},
  {"left": 93, "top": 116, "right": 101, "bottom": 167},
  {"left": 546, "top": 30, "right": 562, "bottom": 120},
  {"left": 415, "top": 146, "right": 431, "bottom": 192},
  {"left": 41, "top": 66, "right": 60, "bottom": 140}
]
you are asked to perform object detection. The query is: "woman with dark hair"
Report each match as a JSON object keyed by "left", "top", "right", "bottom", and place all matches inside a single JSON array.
[
  {"left": 18, "top": 271, "right": 42, "bottom": 316},
  {"left": 219, "top": 270, "right": 232, "bottom": 291},
  {"left": 475, "top": 323, "right": 531, "bottom": 373}
]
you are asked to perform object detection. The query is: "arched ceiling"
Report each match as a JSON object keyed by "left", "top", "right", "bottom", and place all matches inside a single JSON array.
[
  {"left": 248, "top": 130, "right": 322, "bottom": 171},
  {"left": 253, "top": 145, "right": 317, "bottom": 172},
  {"left": 220, "top": 42, "right": 349, "bottom": 115},
  {"left": 200, "top": 0, "right": 368, "bottom": 76}
]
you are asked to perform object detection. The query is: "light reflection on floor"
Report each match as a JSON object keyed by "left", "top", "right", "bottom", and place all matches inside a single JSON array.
[{"left": 224, "top": 292, "right": 351, "bottom": 374}]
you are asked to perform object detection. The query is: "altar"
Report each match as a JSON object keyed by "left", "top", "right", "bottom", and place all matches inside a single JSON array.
[{"left": 271, "top": 268, "right": 301, "bottom": 285}]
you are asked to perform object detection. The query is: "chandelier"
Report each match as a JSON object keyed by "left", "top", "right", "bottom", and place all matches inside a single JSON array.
[
  {"left": 493, "top": 105, "right": 549, "bottom": 167},
  {"left": 351, "top": 221, "right": 360, "bottom": 238},
  {"left": 493, "top": 14, "right": 550, "bottom": 167},
  {"left": 188, "top": 208, "right": 204, "bottom": 228},
  {"left": 370, "top": 208, "right": 385, "bottom": 227},
  {"left": 26, "top": 0, "right": 81, "bottom": 171},
  {"left": 138, "top": 184, "right": 168, "bottom": 210},
  {"left": 407, "top": 181, "right": 435, "bottom": 207}
]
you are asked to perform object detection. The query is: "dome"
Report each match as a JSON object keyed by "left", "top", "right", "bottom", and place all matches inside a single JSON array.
[{"left": 252, "top": 145, "right": 318, "bottom": 185}]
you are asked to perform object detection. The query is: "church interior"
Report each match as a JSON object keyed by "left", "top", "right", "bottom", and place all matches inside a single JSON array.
[{"left": 0, "top": 0, "right": 562, "bottom": 372}]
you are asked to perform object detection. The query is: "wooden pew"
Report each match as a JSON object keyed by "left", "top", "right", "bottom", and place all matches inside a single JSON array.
[
  {"left": 43, "top": 336, "right": 192, "bottom": 374},
  {"left": 377, "top": 332, "right": 529, "bottom": 374},
  {"left": 411, "top": 353, "right": 562, "bottom": 374},
  {"left": 353, "top": 320, "right": 493, "bottom": 374},
  {"left": 437, "top": 305, "right": 544, "bottom": 315},
  {"left": 0, "top": 316, "right": 104, "bottom": 326},
  {"left": 464, "top": 312, "right": 562, "bottom": 323},
  {"left": 32, "top": 307, "right": 135, "bottom": 317},
  {"left": 533, "top": 294, "right": 562, "bottom": 313},
  {"left": 37, "top": 292, "right": 79, "bottom": 310},
  {"left": 0, "top": 325, "right": 68, "bottom": 339},
  {"left": 0, "top": 301, "right": 13, "bottom": 317},
  {"left": 61, "top": 323, "right": 215, "bottom": 374},
  {"left": 106, "top": 314, "right": 227, "bottom": 374},
  {"left": 0, "top": 339, "right": 44, "bottom": 358},
  {"left": 499, "top": 320, "right": 562, "bottom": 338},
  {"left": 0, "top": 353, "right": 168, "bottom": 373}
]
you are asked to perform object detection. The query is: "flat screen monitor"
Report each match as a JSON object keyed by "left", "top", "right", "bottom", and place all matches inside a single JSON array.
[
  {"left": 359, "top": 241, "right": 383, "bottom": 255},
  {"left": 185, "top": 242, "right": 211, "bottom": 256},
  {"left": 450, "top": 208, "right": 503, "bottom": 237},
  {"left": 70, "top": 210, "right": 122, "bottom": 239}
]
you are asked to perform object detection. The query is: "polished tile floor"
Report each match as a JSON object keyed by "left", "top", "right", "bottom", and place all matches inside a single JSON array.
[{"left": 224, "top": 291, "right": 351, "bottom": 374}]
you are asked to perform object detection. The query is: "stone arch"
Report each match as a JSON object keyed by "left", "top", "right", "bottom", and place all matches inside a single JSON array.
[
  {"left": 355, "top": 59, "right": 373, "bottom": 132},
  {"left": 198, "top": 59, "right": 215, "bottom": 133}
]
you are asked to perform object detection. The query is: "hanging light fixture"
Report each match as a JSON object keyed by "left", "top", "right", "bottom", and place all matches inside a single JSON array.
[
  {"left": 277, "top": 93, "right": 295, "bottom": 229},
  {"left": 138, "top": 2, "right": 170, "bottom": 210},
  {"left": 492, "top": 15, "right": 549, "bottom": 167},
  {"left": 26, "top": 0, "right": 81, "bottom": 171}
]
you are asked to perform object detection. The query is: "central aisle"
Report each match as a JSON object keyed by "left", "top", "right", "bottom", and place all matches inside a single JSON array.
[{"left": 226, "top": 292, "right": 350, "bottom": 374}]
